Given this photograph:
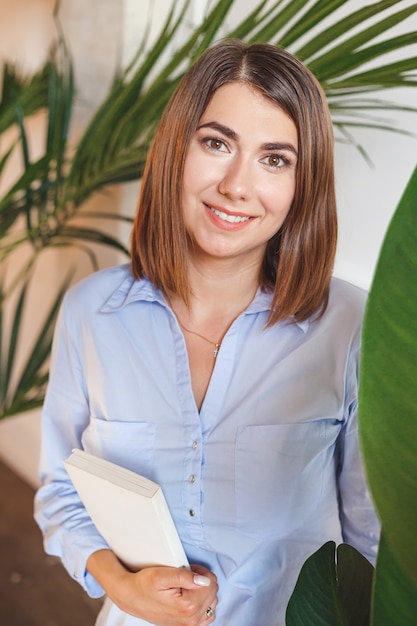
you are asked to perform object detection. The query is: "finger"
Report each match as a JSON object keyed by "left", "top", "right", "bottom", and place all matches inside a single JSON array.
[
  {"left": 191, "top": 564, "right": 216, "bottom": 578},
  {"left": 199, "top": 601, "right": 217, "bottom": 625},
  {"left": 190, "top": 564, "right": 217, "bottom": 587},
  {"left": 153, "top": 566, "right": 213, "bottom": 592}
]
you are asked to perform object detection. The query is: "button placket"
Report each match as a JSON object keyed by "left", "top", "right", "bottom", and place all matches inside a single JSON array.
[{"left": 185, "top": 438, "right": 202, "bottom": 528}]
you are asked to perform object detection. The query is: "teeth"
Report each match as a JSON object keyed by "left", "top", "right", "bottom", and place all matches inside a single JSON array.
[{"left": 209, "top": 206, "right": 250, "bottom": 223}]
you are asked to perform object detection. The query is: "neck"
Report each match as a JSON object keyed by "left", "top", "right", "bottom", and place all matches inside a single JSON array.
[
  {"left": 185, "top": 257, "right": 260, "bottom": 320},
  {"left": 169, "top": 259, "right": 260, "bottom": 344}
]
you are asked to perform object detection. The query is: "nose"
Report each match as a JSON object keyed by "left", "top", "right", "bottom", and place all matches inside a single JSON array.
[{"left": 218, "top": 156, "right": 250, "bottom": 201}]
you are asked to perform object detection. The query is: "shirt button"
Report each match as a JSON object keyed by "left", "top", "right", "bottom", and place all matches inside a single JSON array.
[
  {"left": 189, "top": 474, "right": 195, "bottom": 483},
  {"left": 189, "top": 509, "right": 195, "bottom": 517},
  {"left": 192, "top": 441, "right": 198, "bottom": 449}
]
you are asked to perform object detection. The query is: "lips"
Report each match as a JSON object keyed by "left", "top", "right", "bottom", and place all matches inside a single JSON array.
[{"left": 206, "top": 204, "right": 251, "bottom": 224}]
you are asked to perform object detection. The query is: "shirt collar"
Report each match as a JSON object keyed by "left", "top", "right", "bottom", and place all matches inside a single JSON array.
[
  {"left": 100, "top": 274, "right": 167, "bottom": 312},
  {"left": 245, "top": 289, "right": 309, "bottom": 334},
  {"left": 100, "top": 272, "right": 309, "bottom": 333}
]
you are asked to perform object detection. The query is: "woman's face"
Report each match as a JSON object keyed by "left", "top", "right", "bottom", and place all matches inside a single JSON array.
[{"left": 182, "top": 81, "right": 298, "bottom": 268}]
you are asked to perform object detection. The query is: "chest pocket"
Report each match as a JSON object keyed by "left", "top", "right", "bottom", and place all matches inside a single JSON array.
[{"left": 234, "top": 421, "right": 340, "bottom": 538}]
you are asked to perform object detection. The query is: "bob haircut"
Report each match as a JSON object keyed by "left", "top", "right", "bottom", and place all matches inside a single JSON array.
[{"left": 131, "top": 39, "right": 337, "bottom": 325}]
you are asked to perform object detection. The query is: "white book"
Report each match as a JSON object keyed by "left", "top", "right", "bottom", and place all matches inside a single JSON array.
[{"left": 64, "top": 449, "right": 189, "bottom": 571}]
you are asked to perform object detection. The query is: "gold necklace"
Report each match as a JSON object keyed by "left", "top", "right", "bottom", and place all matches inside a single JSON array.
[{"left": 177, "top": 319, "right": 221, "bottom": 358}]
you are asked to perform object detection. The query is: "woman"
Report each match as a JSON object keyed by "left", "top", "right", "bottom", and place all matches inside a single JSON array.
[{"left": 35, "top": 40, "right": 380, "bottom": 626}]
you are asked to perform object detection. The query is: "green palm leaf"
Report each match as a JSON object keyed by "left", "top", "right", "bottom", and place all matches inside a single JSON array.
[
  {"left": 293, "top": 1, "right": 407, "bottom": 61},
  {"left": 0, "top": 62, "right": 50, "bottom": 134},
  {"left": 0, "top": 272, "right": 73, "bottom": 420}
]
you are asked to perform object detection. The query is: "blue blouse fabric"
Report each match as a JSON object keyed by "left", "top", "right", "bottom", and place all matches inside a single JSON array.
[{"left": 34, "top": 264, "right": 380, "bottom": 626}]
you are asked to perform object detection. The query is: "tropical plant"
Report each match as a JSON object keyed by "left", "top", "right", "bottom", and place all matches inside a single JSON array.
[
  {"left": 286, "top": 541, "right": 374, "bottom": 625},
  {"left": 1, "top": 0, "right": 417, "bottom": 419},
  {"left": 284, "top": 164, "right": 417, "bottom": 624},
  {"left": 359, "top": 163, "right": 417, "bottom": 625}
]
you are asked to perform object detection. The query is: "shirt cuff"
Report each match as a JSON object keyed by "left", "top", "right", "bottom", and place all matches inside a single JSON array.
[{"left": 60, "top": 528, "right": 111, "bottom": 597}]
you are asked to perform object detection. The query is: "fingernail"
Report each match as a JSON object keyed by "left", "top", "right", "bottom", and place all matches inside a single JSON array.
[{"left": 194, "top": 574, "right": 211, "bottom": 587}]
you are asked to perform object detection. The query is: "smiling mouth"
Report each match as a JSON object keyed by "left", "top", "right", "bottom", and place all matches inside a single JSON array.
[{"left": 207, "top": 205, "right": 251, "bottom": 224}]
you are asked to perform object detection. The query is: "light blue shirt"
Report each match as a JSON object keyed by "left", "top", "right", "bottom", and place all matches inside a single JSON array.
[{"left": 35, "top": 264, "right": 380, "bottom": 626}]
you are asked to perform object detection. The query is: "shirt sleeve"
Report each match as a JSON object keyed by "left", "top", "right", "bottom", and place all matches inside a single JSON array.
[
  {"left": 34, "top": 293, "right": 109, "bottom": 598},
  {"left": 336, "top": 332, "right": 381, "bottom": 565}
]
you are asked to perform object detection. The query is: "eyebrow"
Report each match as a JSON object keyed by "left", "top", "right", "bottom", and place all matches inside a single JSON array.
[{"left": 197, "top": 121, "right": 298, "bottom": 157}]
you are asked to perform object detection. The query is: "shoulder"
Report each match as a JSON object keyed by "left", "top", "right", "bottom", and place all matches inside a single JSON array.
[
  {"left": 328, "top": 276, "right": 367, "bottom": 313},
  {"left": 313, "top": 277, "right": 368, "bottom": 336},
  {"left": 63, "top": 264, "right": 136, "bottom": 313}
]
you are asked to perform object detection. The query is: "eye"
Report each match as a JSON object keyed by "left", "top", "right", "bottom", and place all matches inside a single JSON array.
[
  {"left": 261, "top": 154, "right": 289, "bottom": 169},
  {"left": 201, "top": 137, "right": 229, "bottom": 153}
]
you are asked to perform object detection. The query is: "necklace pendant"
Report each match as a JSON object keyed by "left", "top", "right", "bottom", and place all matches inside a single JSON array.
[{"left": 214, "top": 343, "right": 221, "bottom": 358}]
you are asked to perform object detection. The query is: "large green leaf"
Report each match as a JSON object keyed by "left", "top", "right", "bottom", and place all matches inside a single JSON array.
[
  {"left": 370, "top": 533, "right": 417, "bottom": 626},
  {"left": 285, "top": 541, "right": 374, "bottom": 626},
  {"left": 359, "top": 164, "right": 417, "bottom": 588},
  {"left": 359, "top": 164, "right": 417, "bottom": 626}
]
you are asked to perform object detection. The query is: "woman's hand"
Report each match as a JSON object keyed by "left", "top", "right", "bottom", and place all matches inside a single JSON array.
[{"left": 87, "top": 549, "right": 218, "bottom": 625}]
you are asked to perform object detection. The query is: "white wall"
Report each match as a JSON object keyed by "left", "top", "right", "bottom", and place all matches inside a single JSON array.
[
  {"left": 334, "top": 91, "right": 417, "bottom": 288},
  {"left": 0, "top": 0, "right": 416, "bottom": 486}
]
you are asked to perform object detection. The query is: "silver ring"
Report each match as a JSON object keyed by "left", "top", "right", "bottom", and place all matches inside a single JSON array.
[{"left": 205, "top": 606, "right": 214, "bottom": 619}]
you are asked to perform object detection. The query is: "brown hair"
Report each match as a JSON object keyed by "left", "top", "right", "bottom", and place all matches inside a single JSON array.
[{"left": 131, "top": 40, "right": 337, "bottom": 324}]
